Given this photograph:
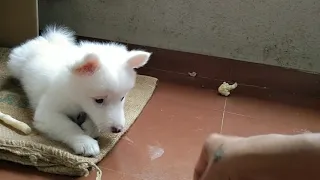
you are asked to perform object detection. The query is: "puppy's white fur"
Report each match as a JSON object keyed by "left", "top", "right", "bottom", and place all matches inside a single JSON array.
[{"left": 7, "top": 25, "right": 151, "bottom": 156}]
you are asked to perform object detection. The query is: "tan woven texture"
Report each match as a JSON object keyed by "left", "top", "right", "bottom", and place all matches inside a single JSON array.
[{"left": 0, "top": 48, "right": 157, "bottom": 177}]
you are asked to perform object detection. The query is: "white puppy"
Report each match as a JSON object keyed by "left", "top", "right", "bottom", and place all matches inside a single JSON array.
[{"left": 7, "top": 25, "right": 151, "bottom": 156}]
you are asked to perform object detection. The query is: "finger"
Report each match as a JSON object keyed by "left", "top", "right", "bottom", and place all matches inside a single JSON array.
[{"left": 194, "top": 144, "right": 209, "bottom": 180}]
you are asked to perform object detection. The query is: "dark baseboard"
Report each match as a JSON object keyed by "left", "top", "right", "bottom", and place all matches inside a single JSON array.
[{"left": 75, "top": 36, "right": 320, "bottom": 97}]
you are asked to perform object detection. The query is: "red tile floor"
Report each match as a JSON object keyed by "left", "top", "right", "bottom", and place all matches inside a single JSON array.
[{"left": 0, "top": 81, "right": 319, "bottom": 180}]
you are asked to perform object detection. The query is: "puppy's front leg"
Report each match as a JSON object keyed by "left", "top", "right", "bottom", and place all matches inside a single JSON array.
[
  {"left": 72, "top": 112, "right": 100, "bottom": 139},
  {"left": 33, "top": 110, "right": 100, "bottom": 157},
  {"left": 81, "top": 117, "right": 100, "bottom": 139}
]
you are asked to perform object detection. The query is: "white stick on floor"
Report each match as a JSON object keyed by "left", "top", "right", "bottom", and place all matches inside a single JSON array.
[{"left": 0, "top": 111, "right": 32, "bottom": 135}]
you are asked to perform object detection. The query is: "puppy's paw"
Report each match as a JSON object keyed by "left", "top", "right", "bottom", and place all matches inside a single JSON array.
[
  {"left": 81, "top": 118, "right": 100, "bottom": 139},
  {"left": 69, "top": 135, "right": 100, "bottom": 157}
]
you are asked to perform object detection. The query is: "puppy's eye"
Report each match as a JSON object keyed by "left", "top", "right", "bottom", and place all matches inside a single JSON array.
[
  {"left": 94, "top": 99, "right": 104, "bottom": 104},
  {"left": 121, "top": 97, "right": 124, "bottom": 101}
]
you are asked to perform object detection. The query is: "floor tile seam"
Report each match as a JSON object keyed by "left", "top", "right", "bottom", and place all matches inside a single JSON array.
[
  {"left": 150, "top": 100, "right": 226, "bottom": 114},
  {"left": 220, "top": 98, "right": 227, "bottom": 133},
  {"left": 224, "top": 111, "right": 266, "bottom": 120}
]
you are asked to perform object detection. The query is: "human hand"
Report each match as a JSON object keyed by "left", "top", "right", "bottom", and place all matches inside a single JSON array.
[
  {"left": 194, "top": 133, "right": 320, "bottom": 180},
  {"left": 194, "top": 133, "right": 242, "bottom": 180},
  {"left": 194, "top": 134, "right": 225, "bottom": 180}
]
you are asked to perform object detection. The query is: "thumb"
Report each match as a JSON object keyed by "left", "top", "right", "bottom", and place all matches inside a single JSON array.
[{"left": 194, "top": 143, "right": 209, "bottom": 180}]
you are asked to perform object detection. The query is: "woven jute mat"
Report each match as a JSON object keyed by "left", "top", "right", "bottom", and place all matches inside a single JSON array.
[{"left": 0, "top": 48, "right": 158, "bottom": 179}]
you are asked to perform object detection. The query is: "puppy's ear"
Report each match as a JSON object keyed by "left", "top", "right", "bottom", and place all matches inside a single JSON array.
[
  {"left": 72, "top": 53, "right": 100, "bottom": 76},
  {"left": 126, "top": 50, "right": 151, "bottom": 69}
]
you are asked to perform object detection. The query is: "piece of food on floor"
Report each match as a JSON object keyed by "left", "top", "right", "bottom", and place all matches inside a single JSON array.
[{"left": 218, "top": 82, "right": 238, "bottom": 96}]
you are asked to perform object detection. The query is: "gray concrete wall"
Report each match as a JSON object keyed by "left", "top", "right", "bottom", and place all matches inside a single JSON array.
[{"left": 39, "top": 0, "right": 320, "bottom": 74}]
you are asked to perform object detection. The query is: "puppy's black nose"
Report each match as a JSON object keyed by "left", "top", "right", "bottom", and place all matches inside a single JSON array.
[{"left": 111, "top": 126, "right": 122, "bottom": 133}]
